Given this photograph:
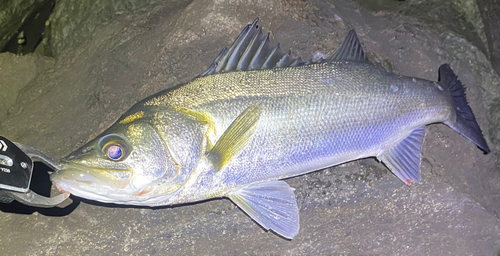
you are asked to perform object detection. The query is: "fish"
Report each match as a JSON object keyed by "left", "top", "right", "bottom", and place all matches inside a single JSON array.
[{"left": 51, "top": 18, "right": 490, "bottom": 239}]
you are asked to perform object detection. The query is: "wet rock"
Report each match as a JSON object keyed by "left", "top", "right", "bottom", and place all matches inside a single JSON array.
[
  {"left": 1, "top": 0, "right": 54, "bottom": 55},
  {"left": 44, "top": 0, "right": 171, "bottom": 57},
  {"left": 354, "top": 0, "right": 487, "bottom": 59},
  {"left": 0, "top": 0, "right": 48, "bottom": 51},
  {"left": 476, "top": 0, "right": 500, "bottom": 79},
  {"left": 0, "top": 53, "right": 55, "bottom": 120}
]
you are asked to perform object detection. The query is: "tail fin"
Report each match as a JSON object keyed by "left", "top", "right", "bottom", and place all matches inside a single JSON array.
[{"left": 440, "top": 64, "right": 490, "bottom": 153}]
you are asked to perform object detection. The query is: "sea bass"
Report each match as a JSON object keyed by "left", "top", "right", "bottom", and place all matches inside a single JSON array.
[{"left": 51, "top": 19, "right": 490, "bottom": 238}]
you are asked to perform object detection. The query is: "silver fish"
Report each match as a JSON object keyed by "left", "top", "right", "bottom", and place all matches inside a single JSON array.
[{"left": 51, "top": 19, "right": 490, "bottom": 238}]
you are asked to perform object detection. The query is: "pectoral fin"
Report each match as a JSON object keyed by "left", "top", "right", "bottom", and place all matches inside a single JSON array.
[
  {"left": 207, "top": 105, "right": 262, "bottom": 171},
  {"left": 229, "top": 181, "right": 300, "bottom": 239},
  {"left": 379, "top": 126, "right": 426, "bottom": 185}
]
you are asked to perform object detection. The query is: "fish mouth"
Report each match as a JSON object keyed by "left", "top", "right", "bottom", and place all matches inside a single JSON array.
[
  {"left": 51, "top": 163, "right": 170, "bottom": 205},
  {"left": 51, "top": 163, "right": 133, "bottom": 193}
]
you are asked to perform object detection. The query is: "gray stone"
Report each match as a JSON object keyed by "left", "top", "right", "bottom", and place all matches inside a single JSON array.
[
  {"left": 44, "top": 0, "right": 167, "bottom": 57},
  {"left": 476, "top": 0, "right": 500, "bottom": 81},
  {"left": 0, "top": 0, "right": 46, "bottom": 51},
  {"left": 0, "top": 53, "right": 55, "bottom": 120},
  {"left": 0, "top": 0, "right": 498, "bottom": 255},
  {"left": 354, "top": 0, "right": 488, "bottom": 59}
]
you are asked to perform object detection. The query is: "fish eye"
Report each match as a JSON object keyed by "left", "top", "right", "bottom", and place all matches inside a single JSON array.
[
  {"left": 98, "top": 134, "right": 130, "bottom": 161},
  {"left": 104, "top": 142, "right": 124, "bottom": 161}
]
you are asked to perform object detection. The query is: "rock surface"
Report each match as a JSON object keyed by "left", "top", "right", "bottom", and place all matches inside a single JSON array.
[
  {"left": 44, "top": 0, "right": 165, "bottom": 57},
  {"left": 476, "top": 0, "right": 500, "bottom": 76},
  {"left": 0, "top": 53, "right": 55, "bottom": 119},
  {"left": 0, "top": 0, "right": 499, "bottom": 255},
  {"left": 0, "top": 0, "right": 47, "bottom": 51}
]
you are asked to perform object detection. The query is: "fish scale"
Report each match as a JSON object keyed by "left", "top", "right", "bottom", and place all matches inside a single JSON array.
[{"left": 168, "top": 62, "right": 449, "bottom": 202}]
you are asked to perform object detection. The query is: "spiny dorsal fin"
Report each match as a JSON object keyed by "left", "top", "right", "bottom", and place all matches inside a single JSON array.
[
  {"left": 199, "top": 20, "right": 368, "bottom": 77},
  {"left": 327, "top": 29, "right": 368, "bottom": 63},
  {"left": 199, "top": 18, "right": 315, "bottom": 77}
]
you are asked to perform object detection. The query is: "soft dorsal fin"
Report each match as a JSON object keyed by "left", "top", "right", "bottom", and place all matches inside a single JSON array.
[
  {"left": 326, "top": 29, "right": 368, "bottom": 63},
  {"left": 199, "top": 18, "right": 313, "bottom": 77}
]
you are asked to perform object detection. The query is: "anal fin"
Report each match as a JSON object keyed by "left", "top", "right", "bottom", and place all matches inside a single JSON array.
[
  {"left": 229, "top": 181, "right": 299, "bottom": 239},
  {"left": 379, "top": 126, "right": 426, "bottom": 185}
]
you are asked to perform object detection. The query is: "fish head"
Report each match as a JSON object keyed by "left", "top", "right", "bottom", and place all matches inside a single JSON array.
[{"left": 51, "top": 113, "right": 184, "bottom": 205}]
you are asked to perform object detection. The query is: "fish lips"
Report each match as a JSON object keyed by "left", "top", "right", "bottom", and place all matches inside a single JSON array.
[{"left": 51, "top": 162, "right": 133, "bottom": 194}]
